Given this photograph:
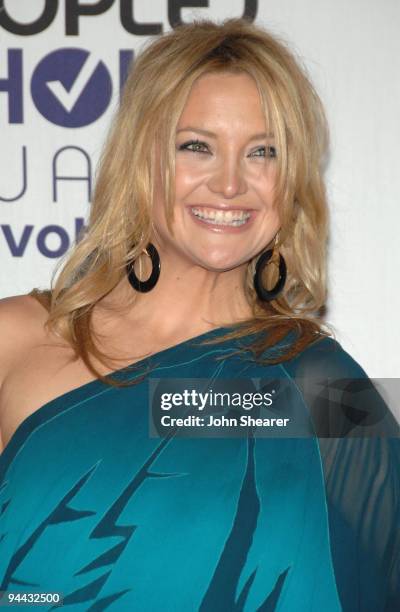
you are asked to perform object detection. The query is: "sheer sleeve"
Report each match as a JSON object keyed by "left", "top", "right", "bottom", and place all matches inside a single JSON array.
[{"left": 283, "top": 337, "right": 400, "bottom": 612}]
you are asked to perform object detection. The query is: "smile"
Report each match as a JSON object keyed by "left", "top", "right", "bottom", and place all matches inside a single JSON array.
[{"left": 190, "top": 206, "right": 252, "bottom": 227}]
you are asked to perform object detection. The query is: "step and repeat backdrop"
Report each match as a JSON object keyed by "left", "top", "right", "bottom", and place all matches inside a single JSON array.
[{"left": 0, "top": 0, "right": 399, "bottom": 377}]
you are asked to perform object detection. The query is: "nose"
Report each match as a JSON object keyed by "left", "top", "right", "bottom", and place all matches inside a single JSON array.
[{"left": 207, "top": 152, "right": 248, "bottom": 199}]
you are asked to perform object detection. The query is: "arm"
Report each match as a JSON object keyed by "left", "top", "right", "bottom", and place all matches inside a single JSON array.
[{"left": 284, "top": 337, "right": 400, "bottom": 611}]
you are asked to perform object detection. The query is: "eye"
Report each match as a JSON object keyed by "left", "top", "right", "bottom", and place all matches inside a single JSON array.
[
  {"left": 178, "top": 139, "right": 210, "bottom": 154},
  {"left": 249, "top": 145, "right": 277, "bottom": 159}
]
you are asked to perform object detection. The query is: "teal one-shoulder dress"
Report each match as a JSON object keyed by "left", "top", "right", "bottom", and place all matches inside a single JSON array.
[{"left": 0, "top": 328, "right": 398, "bottom": 611}]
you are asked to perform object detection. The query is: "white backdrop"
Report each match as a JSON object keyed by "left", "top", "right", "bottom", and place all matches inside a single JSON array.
[{"left": 1, "top": 0, "right": 399, "bottom": 378}]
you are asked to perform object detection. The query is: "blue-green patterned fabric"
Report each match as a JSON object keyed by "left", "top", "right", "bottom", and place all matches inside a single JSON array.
[{"left": 0, "top": 328, "right": 398, "bottom": 611}]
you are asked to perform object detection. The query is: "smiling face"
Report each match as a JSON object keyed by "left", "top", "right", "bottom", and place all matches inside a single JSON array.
[{"left": 152, "top": 71, "right": 281, "bottom": 272}]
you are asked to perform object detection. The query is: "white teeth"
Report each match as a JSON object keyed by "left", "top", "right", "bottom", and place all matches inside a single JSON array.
[{"left": 191, "top": 207, "right": 251, "bottom": 226}]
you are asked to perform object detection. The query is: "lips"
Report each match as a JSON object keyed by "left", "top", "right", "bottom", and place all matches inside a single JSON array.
[{"left": 190, "top": 206, "right": 251, "bottom": 227}]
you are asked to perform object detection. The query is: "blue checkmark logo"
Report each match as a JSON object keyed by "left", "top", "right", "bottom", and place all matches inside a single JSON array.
[{"left": 31, "top": 48, "right": 112, "bottom": 127}]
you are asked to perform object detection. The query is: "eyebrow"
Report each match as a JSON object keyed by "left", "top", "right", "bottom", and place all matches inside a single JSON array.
[{"left": 176, "top": 127, "right": 275, "bottom": 140}]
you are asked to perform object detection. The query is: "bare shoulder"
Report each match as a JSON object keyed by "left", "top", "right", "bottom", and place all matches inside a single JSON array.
[
  {"left": 0, "top": 293, "right": 67, "bottom": 454},
  {"left": 0, "top": 294, "right": 50, "bottom": 382},
  {"left": 0, "top": 292, "right": 48, "bottom": 326},
  {"left": 0, "top": 290, "right": 137, "bottom": 456}
]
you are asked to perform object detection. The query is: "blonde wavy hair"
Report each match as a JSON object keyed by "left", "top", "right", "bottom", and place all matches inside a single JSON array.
[{"left": 31, "top": 17, "right": 332, "bottom": 384}]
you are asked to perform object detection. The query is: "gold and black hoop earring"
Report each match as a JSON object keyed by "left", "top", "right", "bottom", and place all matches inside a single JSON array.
[
  {"left": 253, "top": 241, "right": 287, "bottom": 302},
  {"left": 126, "top": 242, "right": 160, "bottom": 293}
]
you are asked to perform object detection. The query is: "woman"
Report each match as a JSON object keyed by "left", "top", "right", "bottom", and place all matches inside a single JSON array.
[{"left": 0, "top": 18, "right": 398, "bottom": 611}]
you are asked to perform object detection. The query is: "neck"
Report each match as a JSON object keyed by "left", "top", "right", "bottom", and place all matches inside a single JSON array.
[{"left": 104, "top": 247, "right": 254, "bottom": 338}]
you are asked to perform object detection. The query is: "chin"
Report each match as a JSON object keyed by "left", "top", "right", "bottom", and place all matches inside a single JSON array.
[{"left": 194, "top": 252, "right": 248, "bottom": 273}]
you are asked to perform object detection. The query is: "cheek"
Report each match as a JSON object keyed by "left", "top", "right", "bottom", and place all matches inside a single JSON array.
[
  {"left": 152, "top": 164, "right": 194, "bottom": 232},
  {"left": 256, "top": 169, "right": 278, "bottom": 207},
  {"left": 175, "top": 160, "right": 206, "bottom": 197}
]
